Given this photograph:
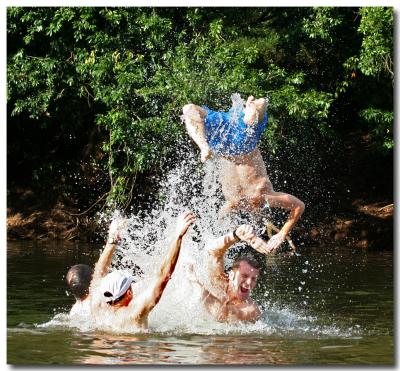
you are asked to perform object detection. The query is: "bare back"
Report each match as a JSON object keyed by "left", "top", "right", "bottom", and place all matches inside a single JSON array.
[{"left": 89, "top": 283, "right": 150, "bottom": 330}]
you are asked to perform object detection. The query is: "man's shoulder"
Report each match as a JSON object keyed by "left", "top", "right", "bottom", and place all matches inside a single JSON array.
[
  {"left": 231, "top": 299, "right": 261, "bottom": 322},
  {"left": 246, "top": 299, "right": 262, "bottom": 318},
  {"left": 245, "top": 298, "right": 260, "bottom": 310},
  {"left": 233, "top": 298, "right": 260, "bottom": 314}
]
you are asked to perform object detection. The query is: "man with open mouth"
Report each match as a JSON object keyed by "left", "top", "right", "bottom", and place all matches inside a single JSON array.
[{"left": 188, "top": 224, "right": 270, "bottom": 323}]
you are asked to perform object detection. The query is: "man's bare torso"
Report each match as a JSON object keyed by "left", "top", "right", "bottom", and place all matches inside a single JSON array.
[
  {"left": 218, "top": 148, "right": 273, "bottom": 202},
  {"left": 201, "top": 278, "right": 261, "bottom": 322}
]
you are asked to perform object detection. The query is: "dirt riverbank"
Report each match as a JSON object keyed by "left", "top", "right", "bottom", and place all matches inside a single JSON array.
[{"left": 7, "top": 130, "right": 393, "bottom": 249}]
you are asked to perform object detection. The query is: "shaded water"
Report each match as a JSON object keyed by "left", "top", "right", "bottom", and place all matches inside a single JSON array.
[{"left": 7, "top": 241, "right": 393, "bottom": 365}]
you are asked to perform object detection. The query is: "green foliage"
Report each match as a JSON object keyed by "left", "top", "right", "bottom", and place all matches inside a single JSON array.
[
  {"left": 7, "top": 7, "right": 393, "bottom": 210},
  {"left": 340, "top": 7, "right": 393, "bottom": 152},
  {"left": 358, "top": 7, "right": 393, "bottom": 78},
  {"left": 303, "top": 7, "right": 343, "bottom": 43},
  {"left": 359, "top": 108, "right": 393, "bottom": 150}
]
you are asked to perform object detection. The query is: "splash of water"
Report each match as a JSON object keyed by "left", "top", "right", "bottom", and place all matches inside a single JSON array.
[
  {"left": 38, "top": 148, "right": 358, "bottom": 338},
  {"left": 38, "top": 93, "right": 352, "bottom": 337},
  {"left": 229, "top": 93, "right": 245, "bottom": 124}
]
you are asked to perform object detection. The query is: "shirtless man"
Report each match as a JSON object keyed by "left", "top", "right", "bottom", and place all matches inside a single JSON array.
[
  {"left": 189, "top": 224, "right": 266, "bottom": 322},
  {"left": 182, "top": 94, "right": 305, "bottom": 251},
  {"left": 66, "top": 264, "right": 93, "bottom": 315},
  {"left": 88, "top": 210, "right": 195, "bottom": 330}
]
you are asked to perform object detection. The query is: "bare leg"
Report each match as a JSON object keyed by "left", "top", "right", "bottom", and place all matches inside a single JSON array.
[{"left": 182, "top": 104, "right": 212, "bottom": 162}]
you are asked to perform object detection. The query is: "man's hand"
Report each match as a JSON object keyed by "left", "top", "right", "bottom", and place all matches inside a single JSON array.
[
  {"left": 175, "top": 211, "right": 196, "bottom": 237},
  {"left": 108, "top": 218, "right": 127, "bottom": 243},
  {"left": 265, "top": 232, "right": 285, "bottom": 252},
  {"left": 235, "top": 224, "right": 283, "bottom": 255},
  {"left": 235, "top": 224, "right": 256, "bottom": 242}
]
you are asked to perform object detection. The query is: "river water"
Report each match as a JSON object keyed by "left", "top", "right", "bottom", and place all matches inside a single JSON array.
[
  {"left": 6, "top": 152, "right": 394, "bottom": 365},
  {"left": 7, "top": 240, "right": 393, "bottom": 365}
]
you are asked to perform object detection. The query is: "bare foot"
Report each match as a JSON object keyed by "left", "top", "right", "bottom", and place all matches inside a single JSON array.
[{"left": 243, "top": 96, "right": 258, "bottom": 125}]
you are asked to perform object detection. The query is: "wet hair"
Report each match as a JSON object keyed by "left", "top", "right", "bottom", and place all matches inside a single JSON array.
[
  {"left": 231, "top": 256, "right": 262, "bottom": 271},
  {"left": 66, "top": 264, "right": 93, "bottom": 300}
]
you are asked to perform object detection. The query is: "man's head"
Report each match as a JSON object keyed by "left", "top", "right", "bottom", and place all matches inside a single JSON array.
[
  {"left": 100, "top": 271, "right": 134, "bottom": 308},
  {"left": 228, "top": 256, "right": 261, "bottom": 301},
  {"left": 66, "top": 264, "right": 93, "bottom": 301}
]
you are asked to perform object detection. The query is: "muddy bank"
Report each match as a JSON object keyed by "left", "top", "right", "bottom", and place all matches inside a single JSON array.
[
  {"left": 302, "top": 201, "right": 393, "bottom": 250},
  {"left": 7, "top": 190, "right": 393, "bottom": 249},
  {"left": 7, "top": 130, "right": 393, "bottom": 249},
  {"left": 7, "top": 188, "right": 100, "bottom": 242}
]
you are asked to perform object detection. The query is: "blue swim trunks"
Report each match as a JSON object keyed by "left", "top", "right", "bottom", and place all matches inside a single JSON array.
[{"left": 202, "top": 106, "right": 268, "bottom": 156}]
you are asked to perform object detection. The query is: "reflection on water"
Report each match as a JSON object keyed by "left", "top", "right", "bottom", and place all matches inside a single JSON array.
[
  {"left": 7, "top": 241, "right": 393, "bottom": 365},
  {"left": 82, "top": 335, "right": 296, "bottom": 365}
]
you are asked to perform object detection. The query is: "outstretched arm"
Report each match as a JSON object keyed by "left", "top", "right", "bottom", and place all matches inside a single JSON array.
[
  {"left": 133, "top": 211, "right": 196, "bottom": 319},
  {"left": 90, "top": 219, "right": 126, "bottom": 292}
]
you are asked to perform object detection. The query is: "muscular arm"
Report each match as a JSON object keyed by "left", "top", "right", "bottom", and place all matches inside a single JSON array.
[
  {"left": 91, "top": 241, "right": 117, "bottom": 286},
  {"left": 207, "top": 225, "right": 269, "bottom": 290},
  {"left": 132, "top": 211, "right": 195, "bottom": 319},
  {"left": 208, "top": 224, "right": 261, "bottom": 283},
  {"left": 206, "top": 232, "right": 238, "bottom": 290}
]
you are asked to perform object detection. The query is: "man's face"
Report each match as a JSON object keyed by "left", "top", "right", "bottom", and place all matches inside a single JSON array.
[
  {"left": 229, "top": 261, "right": 260, "bottom": 301},
  {"left": 108, "top": 287, "right": 133, "bottom": 309}
]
